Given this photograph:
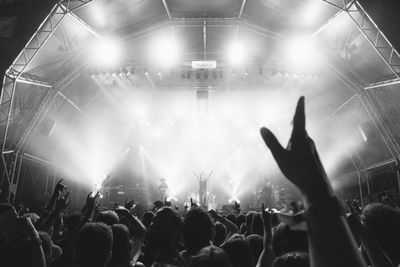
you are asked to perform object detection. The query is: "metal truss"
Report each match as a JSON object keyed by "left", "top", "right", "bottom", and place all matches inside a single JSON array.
[
  {"left": 365, "top": 77, "right": 400, "bottom": 90},
  {"left": 321, "top": 0, "right": 400, "bottom": 88},
  {"left": 313, "top": 0, "right": 400, "bottom": 197},
  {"left": 346, "top": 1, "right": 400, "bottom": 79},
  {"left": 0, "top": 0, "right": 94, "bottom": 201}
]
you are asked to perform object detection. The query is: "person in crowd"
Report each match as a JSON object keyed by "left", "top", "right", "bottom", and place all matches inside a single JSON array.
[
  {"left": 221, "top": 233, "right": 254, "bottom": 267},
  {"left": 235, "top": 213, "right": 246, "bottom": 232},
  {"left": 144, "top": 207, "right": 185, "bottom": 267},
  {"left": 189, "top": 246, "right": 232, "bottom": 267},
  {"left": 260, "top": 96, "right": 366, "bottom": 267},
  {"left": 246, "top": 234, "right": 263, "bottom": 266},
  {"left": 360, "top": 202, "right": 400, "bottom": 266},
  {"left": 141, "top": 211, "right": 154, "bottom": 231},
  {"left": 96, "top": 210, "right": 120, "bottom": 226},
  {"left": 76, "top": 222, "right": 113, "bottom": 267},
  {"left": 244, "top": 211, "right": 258, "bottom": 236},
  {"left": 271, "top": 223, "right": 308, "bottom": 257},
  {"left": 0, "top": 96, "right": 376, "bottom": 267},
  {"left": 272, "top": 251, "right": 309, "bottom": 267},
  {"left": 181, "top": 207, "right": 215, "bottom": 264},
  {"left": 109, "top": 224, "right": 144, "bottom": 267},
  {"left": 213, "top": 221, "right": 227, "bottom": 246},
  {"left": 251, "top": 214, "right": 264, "bottom": 236}
]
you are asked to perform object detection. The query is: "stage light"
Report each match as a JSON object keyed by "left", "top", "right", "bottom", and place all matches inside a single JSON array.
[
  {"left": 229, "top": 197, "right": 240, "bottom": 204},
  {"left": 358, "top": 125, "right": 368, "bottom": 142},
  {"left": 227, "top": 41, "right": 246, "bottom": 65},
  {"left": 301, "top": 1, "right": 323, "bottom": 27},
  {"left": 212, "top": 70, "right": 218, "bottom": 79},
  {"left": 186, "top": 70, "right": 192, "bottom": 79},
  {"left": 151, "top": 36, "right": 181, "bottom": 67},
  {"left": 167, "top": 196, "right": 178, "bottom": 202},
  {"left": 88, "top": 37, "right": 120, "bottom": 67},
  {"left": 285, "top": 36, "right": 320, "bottom": 67}
]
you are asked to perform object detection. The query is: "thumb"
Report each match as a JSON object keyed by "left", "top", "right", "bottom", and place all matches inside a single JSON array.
[{"left": 260, "top": 127, "right": 285, "bottom": 161}]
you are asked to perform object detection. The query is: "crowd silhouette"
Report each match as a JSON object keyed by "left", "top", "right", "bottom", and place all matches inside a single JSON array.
[{"left": 1, "top": 97, "right": 399, "bottom": 267}]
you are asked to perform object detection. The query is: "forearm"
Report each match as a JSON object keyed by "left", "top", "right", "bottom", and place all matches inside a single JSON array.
[
  {"left": 32, "top": 243, "right": 46, "bottom": 267},
  {"left": 127, "top": 214, "right": 147, "bottom": 241},
  {"left": 38, "top": 212, "right": 59, "bottom": 233},
  {"left": 256, "top": 246, "right": 274, "bottom": 267},
  {"left": 221, "top": 217, "right": 238, "bottom": 236},
  {"left": 47, "top": 193, "right": 58, "bottom": 211},
  {"left": 306, "top": 199, "right": 366, "bottom": 267}
]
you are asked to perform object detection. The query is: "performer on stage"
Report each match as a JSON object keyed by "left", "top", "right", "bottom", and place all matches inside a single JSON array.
[
  {"left": 158, "top": 177, "right": 168, "bottom": 200},
  {"left": 193, "top": 171, "right": 213, "bottom": 208},
  {"left": 261, "top": 181, "right": 273, "bottom": 209}
]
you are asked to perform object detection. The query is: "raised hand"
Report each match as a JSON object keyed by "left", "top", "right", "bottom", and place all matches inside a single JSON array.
[
  {"left": 261, "top": 203, "right": 272, "bottom": 244},
  {"left": 86, "top": 192, "right": 100, "bottom": 210},
  {"left": 54, "top": 179, "right": 67, "bottom": 195},
  {"left": 260, "top": 96, "right": 333, "bottom": 204},
  {"left": 55, "top": 192, "right": 70, "bottom": 213}
]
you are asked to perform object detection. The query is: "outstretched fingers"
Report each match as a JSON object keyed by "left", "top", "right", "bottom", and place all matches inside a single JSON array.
[
  {"left": 260, "top": 127, "right": 286, "bottom": 162},
  {"left": 293, "top": 96, "right": 306, "bottom": 137}
]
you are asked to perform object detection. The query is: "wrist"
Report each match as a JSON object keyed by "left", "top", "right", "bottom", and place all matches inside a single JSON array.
[
  {"left": 304, "top": 196, "right": 344, "bottom": 219},
  {"left": 302, "top": 178, "right": 335, "bottom": 208}
]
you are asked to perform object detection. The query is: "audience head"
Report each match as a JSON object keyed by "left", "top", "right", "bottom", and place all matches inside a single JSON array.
[
  {"left": 245, "top": 211, "right": 258, "bottom": 235},
  {"left": 64, "top": 212, "right": 83, "bottom": 230},
  {"left": 361, "top": 203, "right": 400, "bottom": 265},
  {"left": 110, "top": 224, "right": 132, "bottom": 266},
  {"left": 236, "top": 214, "right": 246, "bottom": 229},
  {"left": 246, "top": 234, "right": 263, "bottom": 264},
  {"left": 183, "top": 207, "right": 214, "bottom": 253},
  {"left": 96, "top": 210, "right": 119, "bottom": 226},
  {"left": 147, "top": 207, "right": 183, "bottom": 250},
  {"left": 142, "top": 211, "right": 154, "bottom": 229},
  {"left": 189, "top": 246, "right": 232, "bottom": 267},
  {"left": 272, "top": 223, "right": 308, "bottom": 256},
  {"left": 153, "top": 200, "right": 164, "bottom": 211},
  {"left": 251, "top": 214, "right": 264, "bottom": 236},
  {"left": 221, "top": 233, "right": 254, "bottom": 267},
  {"left": 76, "top": 222, "right": 113, "bottom": 267},
  {"left": 273, "top": 251, "right": 309, "bottom": 267}
]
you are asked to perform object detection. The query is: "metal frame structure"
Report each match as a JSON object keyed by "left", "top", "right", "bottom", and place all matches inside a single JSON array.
[
  {"left": 1, "top": 0, "right": 400, "bottom": 203},
  {"left": 0, "top": 0, "right": 93, "bottom": 202}
]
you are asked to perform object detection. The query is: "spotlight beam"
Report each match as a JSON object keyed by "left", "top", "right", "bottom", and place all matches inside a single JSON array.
[
  {"left": 161, "top": 0, "right": 172, "bottom": 19},
  {"left": 57, "top": 92, "right": 91, "bottom": 119}
]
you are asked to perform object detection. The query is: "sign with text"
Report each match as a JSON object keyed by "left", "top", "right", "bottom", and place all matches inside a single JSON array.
[{"left": 192, "top": 61, "right": 217, "bottom": 69}]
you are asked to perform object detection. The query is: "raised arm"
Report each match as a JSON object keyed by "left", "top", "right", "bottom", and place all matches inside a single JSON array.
[
  {"left": 193, "top": 172, "right": 200, "bottom": 181},
  {"left": 47, "top": 179, "right": 66, "bottom": 211},
  {"left": 260, "top": 96, "right": 366, "bottom": 267},
  {"left": 115, "top": 206, "right": 147, "bottom": 241},
  {"left": 256, "top": 203, "right": 274, "bottom": 267}
]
